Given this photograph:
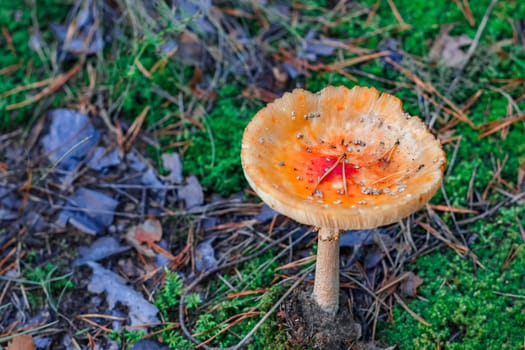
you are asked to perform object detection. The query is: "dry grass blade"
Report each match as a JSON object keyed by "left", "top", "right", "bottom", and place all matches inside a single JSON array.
[
  {"left": 385, "top": 0, "right": 411, "bottom": 29},
  {"left": 0, "top": 321, "right": 59, "bottom": 343},
  {"left": 0, "top": 62, "right": 22, "bottom": 76},
  {"left": 327, "top": 51, "right": 390, "bottom": 71},
  {"left": 393, "top": 293, "right": 430, "bottom": 326},
  {"left": 193, "top": 311, "right": 261, "bottom": 347},
  {"left": 384, "top": 57, "right": 476, "bottom": 128},
  {"left": 445, "top": 0, "right": 498, "bottom": 98},
  {"left": 418, "top": 222, "right": 469, "bottom": 255},
  {"left": 493, "top": 291, "right": 525, "bottom": 299},
  {"left": 0, "top": 78, "right": 53, "bottom": 99},
  {"left": 124, "top": 106, "right": 150, "bottom": 151},
  {"left": 275, "top": 255, "right": 316, "bottom": 271},
  {"left": 227, "top": 288, "right": 266, "bottom": 299},
  {"left": 135, "top": 59, "right": 152, "bottom": 79},
  {"left": 2, "top": 26, "right": 16, "bottom": 56},
  {"left": 500, "top": 244, "right": 522, "bottom": 271},
  {"left": 428, "top": 204, "right": 478, "bottom": 214},
  {"left": 478, "top": 115, "right": 525, "bottom": 139},
  {"left": 453, "top": 0, "right": 476, "bottom": 26},
  {"left": 6, "top": 64, "right": 81, "bottom": 111},
  {"left": 375, "top": 272, "right": 411, "bottom": 294}
]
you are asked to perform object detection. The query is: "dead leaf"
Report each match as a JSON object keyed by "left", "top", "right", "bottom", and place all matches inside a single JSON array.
[
  {"left": 399, "top": 272, "right": 424, "bottom": 297},
  {"left": 161, "top": 152, "right": 183, "bottom": 184},
  {"left": 41, "top": 109, "right": 99, "bottom": 169},
  {"left": 429, "top": 25, "right": 472, "bottom": 68},
  {"left": 86, "top": 262, "right": 159, "bottom": 326},
  {"left": 57, "top": 188, "right": 119, "bottom": 235},
  {"left": 195, "top": 238, "right": 217, "bottom": 273},
  {"left": 7, "top": 334, "right": 35, "bottom": 350},
  {"left": 74, "top": 236, "right": 130, "bottom": 266},
  {"left": 126, "top": 219, "right": 163, "bottom": 257},
  {"left": 178, "top": 175, "right": 204, "bottom": 209}
]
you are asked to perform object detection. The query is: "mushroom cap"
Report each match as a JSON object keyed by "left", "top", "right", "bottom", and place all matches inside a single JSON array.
[{"left": 241, "top": 86, "right": 446, "bottom": 230}]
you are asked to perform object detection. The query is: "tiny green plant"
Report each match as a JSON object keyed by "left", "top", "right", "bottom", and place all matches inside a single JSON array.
[
  {"left": 142, "top": 254, "right": 288, "bottom": 349},
  {"left": 108, "top": 329, "right": 146, "bottom": 346},
  {"left": 2, "top": 262, "right": 74, "bottom": 312}
]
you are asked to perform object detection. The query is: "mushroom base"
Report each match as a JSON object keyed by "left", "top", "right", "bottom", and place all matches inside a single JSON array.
[
  {"left": 312, "top": 227, "right": 340, "bottom": 314},
  {"left": 282, "top": 284, "right": 363, "bottom": 349}
]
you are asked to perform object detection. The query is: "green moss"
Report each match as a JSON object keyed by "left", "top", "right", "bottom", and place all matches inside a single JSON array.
[
  {"left": 0, "top": 0, "right": 73, "bottom": 126},
  {"left": 182, "top": 84, "right": 262, "bottom": 195},
  {"left": 144, "top": 252, "right": 287, "bottom": 349},
  {"left": 378, "top": 209, "right": 525, "bottom": 349}
]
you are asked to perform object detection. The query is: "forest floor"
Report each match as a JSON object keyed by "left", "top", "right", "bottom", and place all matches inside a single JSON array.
[{"left": 1, "top": 1, "right": 524, "bottom": 349}]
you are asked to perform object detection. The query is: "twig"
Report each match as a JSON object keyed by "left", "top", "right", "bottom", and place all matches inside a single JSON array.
[
  {"left": 393, "top": 293, "right": 430, "bottom": 326},
  {"left": 0, "top": 77, "right": 53, "bottom": 98},
  {"left": 493, "top": 291, "right": 525, "bottom": 299},
  {"left": 0, "top": 321, "right": 59, "bottom": 343},
  {"left": 385, "top": 0, "right": 410, "bottom": 29},
  {"left": 6, "top": 63, "right": 81, "bottom": 110},
  {"left": 458, "top": 192, "right": 525, "bottom": 225}
]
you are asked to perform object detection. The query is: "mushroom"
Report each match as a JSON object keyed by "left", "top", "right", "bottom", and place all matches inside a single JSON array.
[{"left": 241, "top": 85, "right": 446, "bottom": 314}]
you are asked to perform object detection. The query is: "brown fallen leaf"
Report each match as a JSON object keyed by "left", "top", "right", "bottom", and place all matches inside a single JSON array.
[
  {"left": 429, "top": 25, "right": 472, "bottom": 68},
  {"left": 126, "top": 219, "right": 163, "bottom": 257},
  {"left": 399, "top": 271, "right": 424, "bottom": 297},
  {"left": 7, "top": 334, "right": 35, "bottom": 350}
]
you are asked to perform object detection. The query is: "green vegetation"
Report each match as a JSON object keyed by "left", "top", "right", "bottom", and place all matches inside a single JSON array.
[
  {"left": 111, "top": 253, "right": 287, "bottom": 349},
  {"left": 183, "top": 85, "right": 262, "bottom": 195},
  {"left": 0, "top": 0, "right": 71, "bottom": 126},
  {"left": 3, "top": 258, "right": 74, "bottom": 313},
  {"left": 379, "top": 208, "right": 525, "bottom": 349}
]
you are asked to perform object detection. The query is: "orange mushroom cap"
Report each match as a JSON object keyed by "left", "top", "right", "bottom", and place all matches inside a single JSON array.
[{"left": 241, "top": 86, "right": 446, "bottom": 230}]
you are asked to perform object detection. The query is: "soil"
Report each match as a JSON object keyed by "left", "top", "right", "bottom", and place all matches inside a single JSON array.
[{"left": 282, "top": 284, "right": 380, "bottom": 350}]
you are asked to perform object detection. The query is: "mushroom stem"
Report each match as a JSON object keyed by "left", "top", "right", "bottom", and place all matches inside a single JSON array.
[{"left": 312, "top": 227, "right": 340, "bottom": 314}]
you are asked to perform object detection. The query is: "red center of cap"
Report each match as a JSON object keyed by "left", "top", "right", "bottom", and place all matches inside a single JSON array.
[{"left": 305, "top": 155, "right": 359, "bottom": 185}]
